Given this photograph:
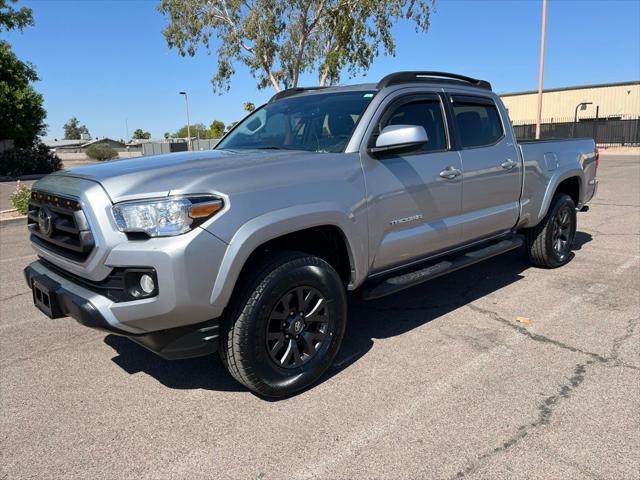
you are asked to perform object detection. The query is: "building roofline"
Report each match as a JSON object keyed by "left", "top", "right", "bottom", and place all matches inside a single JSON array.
[{"left": 500, "top": 80, "right": 640, "bottom": 97}]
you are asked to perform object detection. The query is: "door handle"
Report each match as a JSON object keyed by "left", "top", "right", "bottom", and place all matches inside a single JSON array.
[
  {"left": 439, "top": 166, "right": 462, "bottom": 180},
  {"left": 501, "top": 159, "right": 517, "bottom": 170}
]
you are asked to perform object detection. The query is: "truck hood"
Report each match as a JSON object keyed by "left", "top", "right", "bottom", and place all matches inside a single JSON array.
[{"left": 52, "top": 149, "right": 322, "bottom": 202}]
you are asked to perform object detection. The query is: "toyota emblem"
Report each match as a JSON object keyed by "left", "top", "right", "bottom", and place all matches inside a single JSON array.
[{"left": 38, "top": 207, "right": 54, "bottom": 237}]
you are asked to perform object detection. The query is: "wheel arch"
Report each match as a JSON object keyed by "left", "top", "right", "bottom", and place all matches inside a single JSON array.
[
  {"left": 537, "top": 171, "right": 583, "bottom": 222},
  {"left": 209, "top": 205, "right": 366, "bottom": 313}
]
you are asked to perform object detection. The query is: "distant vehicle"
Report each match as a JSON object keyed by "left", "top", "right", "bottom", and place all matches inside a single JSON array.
[{"left": 24, "top": 71, "right": 598, "bottom": 397}]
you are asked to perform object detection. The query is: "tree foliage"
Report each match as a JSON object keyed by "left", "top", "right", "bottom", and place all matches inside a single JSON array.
[
  {"left": 0, "top": 141, "right": 62, "bottom": 177},
  {"left": 209, "top": 119, "right": 225, "bottom": 138},
  {"left": 0, "top": 41, "right": 46, "bottom": 147},
  {"left": 174, "top": 122, "right": 210, "bottom": 139},
  {"left": 243, "top": 101, "right": 256, "bottom": 112},
  {"left": 132, "top": 128, "right": 151, "bottom": 140},
  {"left": 0, "top": 0, "right": 33, "bottom": 32},
  {"left": 158, "top": 0, "right": 433, "bottom": 92},
  {"left": 63, "top": 117, "right": 90, "bottom": 140},
  {"left": 85, "top": 143, "right": 118, "bottom": 161}
]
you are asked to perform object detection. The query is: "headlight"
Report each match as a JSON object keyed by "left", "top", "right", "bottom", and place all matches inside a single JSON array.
[{"left": 112, "top": 196, "right": 223, "bottom": 237}]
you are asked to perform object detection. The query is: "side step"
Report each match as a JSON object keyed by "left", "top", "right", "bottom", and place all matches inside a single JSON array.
[{"left": 362, "top": 236, "right": 524, "bottom": 300}]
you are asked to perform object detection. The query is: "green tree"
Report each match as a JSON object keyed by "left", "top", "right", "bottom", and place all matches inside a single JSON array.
[
  {"left": 209, "top": 119, "right": 225, "bottom": 138},
  {"left": 0, "top": 0, "right": 34, "bottom": 32},
  {"left": 132, "top": 128, "right": 151, "bottom": 140},
  {"left": 63, "top": 117, "right": 89, "bottom": 140},
  {"left": 0, "top": 41, "right": 46, "bottom": 147},
  {"left": 85, "top": 143, "right": 118, "bottom": 161},
  {"left": 0, "top": 1, "right": 46, "bottom": 148},
  {"left": 243, "top": 102, "right": 256, "bottom": 112},
  {"left": 226, "top": 121, "right": 238, "bottom": 132},
  {"left": 163, "top": 132, "right": 171, "bottom": 140},
  {"left": 174, "top": 122, "right": 209, "bottom": 139},
  {"left": 158, "top": 0, "right": 433, "bottom": 92},
  {"left": 0, "top": 1, "right": 60, "bottom": 176}
]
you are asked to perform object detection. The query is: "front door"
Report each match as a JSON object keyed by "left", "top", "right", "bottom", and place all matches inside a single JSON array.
[
  {"left": 448, "top": 94, "right": 522, "bottom": 243},
  {"left": 361, "top": 94, "right": 463, "bottom": 272}
]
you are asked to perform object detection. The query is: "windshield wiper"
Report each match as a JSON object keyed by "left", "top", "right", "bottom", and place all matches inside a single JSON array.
[{"left": 254, "top": 146, "right": 289, "bottom": 150}]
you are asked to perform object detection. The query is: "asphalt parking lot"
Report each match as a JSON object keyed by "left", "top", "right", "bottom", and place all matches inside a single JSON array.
[{"left": 1, "top": 153, "right": 638, "bottom": 480}]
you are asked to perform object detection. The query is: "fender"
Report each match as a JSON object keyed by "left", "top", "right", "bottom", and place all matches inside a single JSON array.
[
  {"left": 208, "top": 202, "right": 367, "bottom": 312},
  {"left": 536, "top": 168, "right": 584, "bottom": 222}
]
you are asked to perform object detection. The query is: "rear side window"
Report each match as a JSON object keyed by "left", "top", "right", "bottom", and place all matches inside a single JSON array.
[
  {"left": 452, "top": 100, "right": 503, "bottom": 148},
  {"left": 382, "top": 100, "right": 448, "bottom": 152}
]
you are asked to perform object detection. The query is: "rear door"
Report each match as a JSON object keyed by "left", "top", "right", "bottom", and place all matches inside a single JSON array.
[
  {"left": 448, "top": 94, "right": 521, "bottom": 243},
  {"left": 361, "top": 92, "right": 463, "bottom": 272}
]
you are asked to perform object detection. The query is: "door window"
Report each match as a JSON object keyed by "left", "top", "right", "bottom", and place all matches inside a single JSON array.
[
  {"left": 452, "top": 101, "right": 503, "bottom": 148},
  {"left": 380, "top": 99, "right": 448, "bottom": 152}
]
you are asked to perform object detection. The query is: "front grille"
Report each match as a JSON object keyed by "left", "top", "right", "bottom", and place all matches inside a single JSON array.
[{"left": 28, "top": 190, "right": 95, "bottom": 262}]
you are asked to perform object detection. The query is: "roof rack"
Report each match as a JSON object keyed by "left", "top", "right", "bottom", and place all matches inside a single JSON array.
[
  {"left": 268, "top": 86, "right": 329, "bottom": 103},
  {"left": 376, "top": 71, "right": 492, "bottom": 91}
]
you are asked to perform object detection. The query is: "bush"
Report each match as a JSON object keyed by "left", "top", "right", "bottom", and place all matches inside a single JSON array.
[
  {"left": 85, "top": 143, "right": 118, "bottom": 161},
  {"left": 10, "top": 182, "right": 31, "bottom": 215},
  {"left": 0, "top": 142, "right": 62, "bottom": 177}
]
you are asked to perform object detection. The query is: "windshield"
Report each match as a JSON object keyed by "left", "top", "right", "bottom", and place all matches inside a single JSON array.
[{"left": 216, "top": 90, "right": 376, "bottom": 153}]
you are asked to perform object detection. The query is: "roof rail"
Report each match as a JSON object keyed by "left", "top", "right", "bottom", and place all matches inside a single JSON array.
[
  {"left": 376, "top": 71, "right": 492, "bottom": 91},
  {"left": 268, "top": 86, "right": 329, "bottom": 103}
]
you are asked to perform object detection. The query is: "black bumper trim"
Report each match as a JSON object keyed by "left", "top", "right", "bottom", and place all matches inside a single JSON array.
[{"left": 24, "top": 264, "right": 219, "bottom": 360}]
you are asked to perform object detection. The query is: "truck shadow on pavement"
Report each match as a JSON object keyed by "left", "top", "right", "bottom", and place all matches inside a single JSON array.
[{"left": 103, "top": 238, "right": 587, "bottom": 397}]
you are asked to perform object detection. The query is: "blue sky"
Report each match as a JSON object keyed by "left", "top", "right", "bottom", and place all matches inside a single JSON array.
[{"left": 3, "top": 0, "right": 639, "bottom": 140}]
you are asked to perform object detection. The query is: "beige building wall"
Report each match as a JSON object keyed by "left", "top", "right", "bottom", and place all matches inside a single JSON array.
[{"left": 500, "top": 81, "right": 640, "bottom": 124}]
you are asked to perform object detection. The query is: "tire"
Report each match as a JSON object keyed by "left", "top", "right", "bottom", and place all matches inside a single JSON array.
[
  {"left": 525, "top": 193, "right": 577, "bottom": 268},
  {"left": 219, "top": 251, "right": 347, "bottom": 397}
]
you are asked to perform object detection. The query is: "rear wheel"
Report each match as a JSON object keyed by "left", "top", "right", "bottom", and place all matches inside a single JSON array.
[
  {"left": 525, "top": 193, "right": 577, "bottom": 268},
  {"left": 219, "top": 251, "right": 347, "bottom": 397}
]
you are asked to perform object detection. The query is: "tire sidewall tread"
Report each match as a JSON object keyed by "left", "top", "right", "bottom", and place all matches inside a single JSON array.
[
  {"left": 219, "top": 251, "right": 347, "bottom": 397},
  {"left": 525, "top": 193, "right": 576, "bottom": 268}
]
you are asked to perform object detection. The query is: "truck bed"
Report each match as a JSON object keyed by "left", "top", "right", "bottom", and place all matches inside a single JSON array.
[{"left": 517, "top": 138, "right": 598, "bottom": 228}]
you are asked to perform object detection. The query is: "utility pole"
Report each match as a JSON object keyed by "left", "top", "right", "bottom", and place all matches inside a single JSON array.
[
  {"left": 535, "top": 0, "right": 548, "bottom": 140},
  {"left": 179, "top": 91, "right": 192, "bottom": 151}
]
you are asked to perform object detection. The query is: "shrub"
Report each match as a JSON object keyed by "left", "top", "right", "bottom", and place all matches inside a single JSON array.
[
  {"left": 85, "top": 143, "right": 118, "bottom": 161},
  {"left": 10, "top": 182, "right": 31, "bottom": 215},
  {"left": 0, "top": 142, "right": 62, "bottom": 177}
]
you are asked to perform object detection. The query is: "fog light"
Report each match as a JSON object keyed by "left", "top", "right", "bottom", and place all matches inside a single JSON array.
[{"left": 140, "top": 274, "right": 155, "bottom": 294}]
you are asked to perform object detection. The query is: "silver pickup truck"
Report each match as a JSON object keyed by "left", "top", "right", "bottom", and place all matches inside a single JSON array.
[{"left": 24, "top": 71, "right": 598, "bottom": 397}]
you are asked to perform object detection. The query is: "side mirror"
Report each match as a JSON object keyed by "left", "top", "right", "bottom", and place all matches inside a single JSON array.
[{"left": 368, "top": 125, "right": 428, "bottom": 155}]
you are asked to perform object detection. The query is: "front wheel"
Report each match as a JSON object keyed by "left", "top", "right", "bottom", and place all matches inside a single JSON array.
[
  {"left": 524, "top": 193, "right": 577, "bottom": 268},
  {"left": 219, "top": 251, "right": 347, "bottom": 397}
]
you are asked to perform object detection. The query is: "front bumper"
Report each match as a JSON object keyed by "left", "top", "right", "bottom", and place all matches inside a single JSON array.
[{"left": 24, "top": 264, "right": 220, "bottom": 360}]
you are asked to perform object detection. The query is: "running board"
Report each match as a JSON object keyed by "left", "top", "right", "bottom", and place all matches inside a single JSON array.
[{"left": 362, "top": 237, "right": 524, "bottom": 300}]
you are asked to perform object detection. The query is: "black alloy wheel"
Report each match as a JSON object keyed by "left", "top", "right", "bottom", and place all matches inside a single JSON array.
[
  {"left": 524, "top": 193, "right": 577, "bottom": 268},
  {"left": 266, "top": 286, "right": 330, "bottom": 369},
  {"left": 219, "top": 251, "right": 347, "bottom": 397},
  {"left": 552, "top": 204, "right": 574, "bottom": 260}
]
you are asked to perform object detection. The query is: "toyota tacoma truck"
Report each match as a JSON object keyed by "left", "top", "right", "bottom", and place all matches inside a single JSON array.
[{"left": 24, "top": 71, "right": 598, "bottom": 397}]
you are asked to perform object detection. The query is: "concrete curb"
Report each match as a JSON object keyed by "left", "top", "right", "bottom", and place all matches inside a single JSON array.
[
  {"left": 0, "top": 215, "right": 27, "bottom": 227},
  {"left": 0, "top": 174, "right": 46, "bottom": 182}
]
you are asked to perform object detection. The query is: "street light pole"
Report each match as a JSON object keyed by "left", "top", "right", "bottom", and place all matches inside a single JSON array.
[
  {"left": 574, "top": 102, "right": 593, "bottom": 124},
  {"left": 573, "top": 101, "right": 593, "bottom": 137},
  {"left": 535, "top": 0, "right": 548, "bottom": 140},
  {"left": 179, "top": 91, "right": 192, "bottom": 151}
]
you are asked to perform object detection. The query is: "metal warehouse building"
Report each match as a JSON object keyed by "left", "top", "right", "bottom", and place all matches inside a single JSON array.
[{"left": 500, "top": 80, "right": 640, "bottom": 124}]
